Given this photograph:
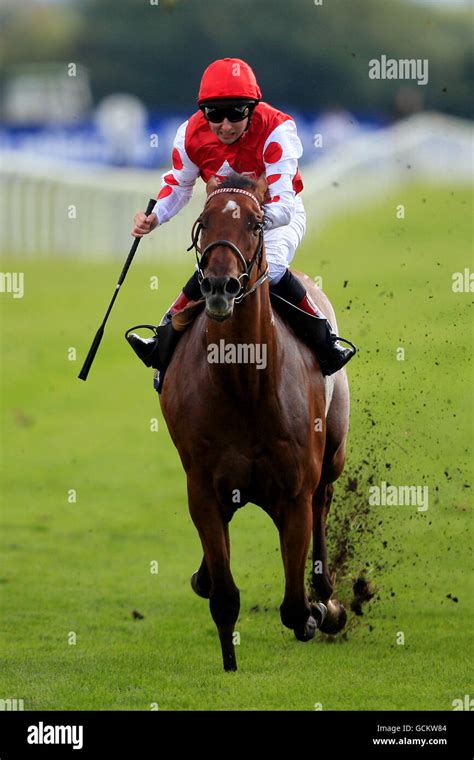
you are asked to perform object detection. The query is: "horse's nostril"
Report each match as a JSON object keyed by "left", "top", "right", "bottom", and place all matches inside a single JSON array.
[
  {"left": 200, "top": 277, "right": 212, "bottom": 296},
  {"left": 201, "top": 276, "right": 240, "bottom": 298},
  {"left": 225, "top": 278, "right": 241, "bottom": 297}
]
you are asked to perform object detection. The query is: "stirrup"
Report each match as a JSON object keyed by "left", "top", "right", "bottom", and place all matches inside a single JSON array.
[
  {"left": 318, "top": 336, "right": 357, "bottom": 376},
  {"left": 124, "top": 324, "right": 158, "bottom": 340},
  {"left": 334, "top": 335, "right": 357, "bottom": 356},
  {"left": 125, "top": 324, "right": 160, "bottom": 369}
]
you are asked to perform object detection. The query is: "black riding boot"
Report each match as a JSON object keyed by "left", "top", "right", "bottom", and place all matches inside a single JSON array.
[
  {"left": 270, "top": 270, "right": 356, "bottom": 376},
  {"left": 126, "top": 270, "right": 202, "bottom": 370}
]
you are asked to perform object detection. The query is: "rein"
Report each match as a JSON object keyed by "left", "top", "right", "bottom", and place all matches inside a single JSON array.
[{"left": 186, "top": 187, "right": 268, "bottom": 304}]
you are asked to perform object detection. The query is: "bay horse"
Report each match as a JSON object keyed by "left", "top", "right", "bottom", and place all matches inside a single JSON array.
[{"left": 160, "top": 174, "right": 350, "bottom": 671}]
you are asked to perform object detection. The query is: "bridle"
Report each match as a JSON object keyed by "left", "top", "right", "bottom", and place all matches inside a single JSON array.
[{"left": 187, "top": 187, "right": 268, "bottom": 304}]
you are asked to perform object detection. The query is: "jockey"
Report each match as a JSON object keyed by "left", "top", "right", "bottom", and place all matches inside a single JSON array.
[{"left": 127, "top": 58, "right": 355, "bottom": 376}]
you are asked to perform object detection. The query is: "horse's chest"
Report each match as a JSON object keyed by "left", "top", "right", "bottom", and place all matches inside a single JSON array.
[{"left": 212, "top": 440, "right": 311, "bottom": 508}]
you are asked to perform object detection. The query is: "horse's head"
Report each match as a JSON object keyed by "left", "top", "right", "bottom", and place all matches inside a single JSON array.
[{"left": 191, "top": 172, "right": 268, "bottom": 322}]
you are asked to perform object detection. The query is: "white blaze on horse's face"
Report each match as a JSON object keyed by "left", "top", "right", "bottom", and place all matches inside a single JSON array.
[{"left": 222, "top": 200, "right": 241, "bottom": 219}]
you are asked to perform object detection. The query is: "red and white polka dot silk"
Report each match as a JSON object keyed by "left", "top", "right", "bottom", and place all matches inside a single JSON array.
[{"left": 154, "top": 101, "right": 303, "bottom": 231}]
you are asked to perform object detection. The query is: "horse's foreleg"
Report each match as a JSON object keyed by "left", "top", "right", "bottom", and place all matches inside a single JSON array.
[
  {"left": 190, "top": 556, "right": 211, "bottom": 598},
  {"left": 275, "top": 496, "right": 324, "bottom": 641},
  {"left": 312, "top": 478, "right": 347, "bottom": 634},
  {"left": 188, "top": 486, "right": 239, "bottom": 671},
  {"left": 312, "top": 370, "right": 350, "bottom": 633},
  {"left": 191, "top": 523, "right": 230, "bottom": 599},
  {"left": 312, "top": 481, "right": 335, "bottom": 601}
]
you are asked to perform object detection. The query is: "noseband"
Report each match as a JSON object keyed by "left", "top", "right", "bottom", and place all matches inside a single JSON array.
[{"left": 186, "top": 187, "right": 269, "bottom": 304}]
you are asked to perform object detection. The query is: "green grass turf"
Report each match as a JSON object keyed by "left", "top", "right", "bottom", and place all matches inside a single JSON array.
[{"left": 0, "top": 183, "right": 472, "bottom": 710}]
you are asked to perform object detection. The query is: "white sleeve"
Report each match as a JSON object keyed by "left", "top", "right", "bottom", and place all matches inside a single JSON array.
[
  {"left": 262, "top": 120, "right": 303, "bottom": 230},
  {"left": 152, "top": 120, "right": 200, "bottom": 225}
]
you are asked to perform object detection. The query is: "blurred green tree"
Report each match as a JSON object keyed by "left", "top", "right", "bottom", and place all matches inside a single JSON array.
[{"left": 1, "top": 0, "right": 472, "bottom": 118}]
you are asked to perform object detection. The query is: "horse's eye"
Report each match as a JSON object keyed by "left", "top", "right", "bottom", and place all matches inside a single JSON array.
[{"left": 249, "top": 218, "right": 263, "bottom": 233}]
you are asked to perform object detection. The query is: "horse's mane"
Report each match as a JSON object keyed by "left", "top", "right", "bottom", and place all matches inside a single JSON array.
[{"left": 218, "top": 172, "right": 257, "bottom": 192}]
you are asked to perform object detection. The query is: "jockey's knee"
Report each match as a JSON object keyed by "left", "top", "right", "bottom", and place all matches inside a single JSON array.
[
  {"left": 265, "top": 234, "right": 299, "bottom": 283},
  {"left": 268, "top": 263, "right": 289, "bottom": 285}
]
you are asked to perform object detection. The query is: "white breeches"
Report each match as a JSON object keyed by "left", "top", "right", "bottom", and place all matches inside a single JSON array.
[{"left": 264, "top": 196, "right": 306, "bottom": 284}]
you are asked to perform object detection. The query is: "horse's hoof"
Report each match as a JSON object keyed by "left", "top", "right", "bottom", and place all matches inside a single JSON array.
[
  {"left": 190, "top": 571, "right": 210, "bottom": 599},
  {"left": 294, "top": 614, "right": 317, "bottom": 642},
  {"left": 319, "top": 599, "right": 347, "bottom": 634}
]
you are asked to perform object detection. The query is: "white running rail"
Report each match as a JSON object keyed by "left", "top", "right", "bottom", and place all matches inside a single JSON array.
[{"left": 1, "top": 112, "right": 472, "bottom": 259}]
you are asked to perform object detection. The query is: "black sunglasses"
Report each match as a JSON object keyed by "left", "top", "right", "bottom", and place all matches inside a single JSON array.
[{"left": 203, "top": 104, "right": 251, "bottom": 123}]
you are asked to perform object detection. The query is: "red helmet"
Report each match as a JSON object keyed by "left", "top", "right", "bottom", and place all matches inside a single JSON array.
[{"left": 198, "top": 58, "right": 262, "bottom": 104}]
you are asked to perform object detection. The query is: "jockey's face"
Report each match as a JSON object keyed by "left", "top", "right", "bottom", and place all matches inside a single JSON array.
[{"left": 209, "top": 117, "right": 248, "bottom": 144}]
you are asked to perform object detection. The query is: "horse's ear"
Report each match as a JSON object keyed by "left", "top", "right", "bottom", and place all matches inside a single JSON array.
[
  {"left": 206, "top": 176, "right": 220, "bottom": 195},
  {"left": 255, "top": 173, "right": 268, "bottom": 203}
]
